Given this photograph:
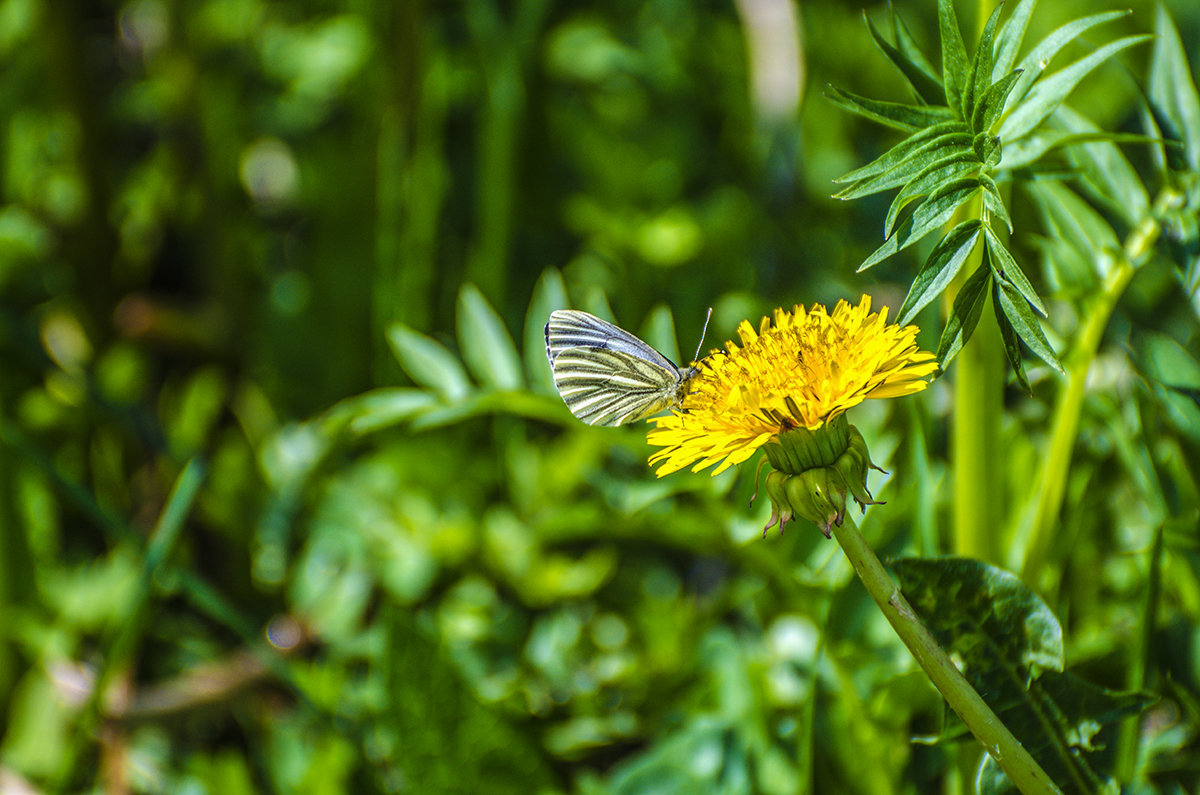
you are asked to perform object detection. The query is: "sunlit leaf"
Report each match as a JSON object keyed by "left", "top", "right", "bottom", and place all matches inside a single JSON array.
[
  {"left": 975, "top": 69, "right": 1022, "bottom": 135},
  {"left": 859, "top": 178, "right": 981, "bottom": 271},
  {"left": 938, "top": 0, "right": 969, "bottom": 120},
  {"left": 898, "top": 220, "right": 982, "bottom": 324},
  {"left": 1004, "top": 11, "right": 1130, "bottom": 119},
  {"left": 990, "top": 0, "right": 1035, "bottom": 82},
  {"left": 885, "top": 151, "right": 981, "bottom": 237},
  {"left": 994, "top": 292, "right": 1031, "bottom": 392},
  {"left": 999, "top": 34, "right": 1150, "bottom": 143},
  {"left": 834, "top": 128, "right": 972, "bottom": 200},
  {"left": 963, "top": 5, "right": 1002, "bottom": 126}
]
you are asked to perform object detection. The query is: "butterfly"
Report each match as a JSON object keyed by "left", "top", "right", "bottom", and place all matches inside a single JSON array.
[{"left": 544, "top": 309, "right": 710, "bottom": 426}]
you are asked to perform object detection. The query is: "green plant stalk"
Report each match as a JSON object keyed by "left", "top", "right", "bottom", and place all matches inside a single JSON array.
[
  {"left": 1020, "top": 204, "right": 1163, "bottom": 584},
  {"left": 1115, "top": 522, "right": 1163, "bottom": 780},
  {"left": 830, "top": 517, "right": 1062, "bottom": 795},
  {"left": 946, "top": 195, "right": 1004, "bottom": 562}
]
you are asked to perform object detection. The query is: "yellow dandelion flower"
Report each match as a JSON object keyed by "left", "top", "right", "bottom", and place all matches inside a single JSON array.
[{"left": 647, "top": 295, "right": 937, "bottom": 478}]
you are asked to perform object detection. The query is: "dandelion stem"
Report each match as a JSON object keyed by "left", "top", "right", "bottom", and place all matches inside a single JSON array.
[{"left": 830, "top": 516, "right": 1061, "bottom": 795}]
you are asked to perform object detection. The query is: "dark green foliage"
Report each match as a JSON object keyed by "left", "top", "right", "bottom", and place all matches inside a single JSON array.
[{"left": 893, "top": 558, "right": 1155, "bottom": 794}]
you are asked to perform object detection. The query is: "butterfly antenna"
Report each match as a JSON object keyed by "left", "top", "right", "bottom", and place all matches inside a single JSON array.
[{"left": 692, "top": 307, "right": 713, "bottom": 363}]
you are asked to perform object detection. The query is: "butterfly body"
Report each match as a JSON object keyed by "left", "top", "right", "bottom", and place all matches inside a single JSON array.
[{"left": 545, "top": 310, "right": 698, "bottom": 426}]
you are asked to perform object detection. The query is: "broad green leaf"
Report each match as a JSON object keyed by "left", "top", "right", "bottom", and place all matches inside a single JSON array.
[
  {"left": 938, "top": 0, "right": 969, "bottom": 120},
  {"left": 898, "top": 220, "right": 982, "bottom": 324},
  {"left": 975, "top": 69, "right": 1022, "bottom": 135},
  {"left": 1149, "top": 5, "right": 1200, "bottom": 170},
  {"left": 524, "top": 268, "right": 569, "bottom": 391},
  {"left": 1004, "top": 11, "right": 1130, "bottom": 118},
  {"left": 990, "top": 0, "right": 1035, "bottom": 81},
  {"left": 826, "top": 86, "right": 956, "bottom": 131},
  {"left": 834, "top": 129, "right": 972, "bottom": 200},
  {"left": 458, "top": 283, "right": 524, "bottom": 391},
  {"left": 859, "top": 178, "right": 981, "bottom": 271},
  {"left": 833, "top": 121, "right": 967, "bottom": 185},
  {"left": 892, "top": 558, "right": 1064, "bottom": 680},
  {"left": 974, "top": 671, "right": 1155, "bottom": 795},
  {"left": 884, "top": 151, "right": 981, "bottom": 237},
  {"left": 984, "top": 227, "right": 1045, "bottom": 316},
  {"left": 387, "top": 323, "right": 472, "bottom": 401},
  {"left": 1054, "top": 106, "right": 1150, "bottom": 228},
  {"left": 994, "top": 290, "right": 1031, "bottom": 392},
  {"left": 980, "top": 174, "right": 1012, "bottom": 232},
  {"left": 995, "top": 279, "right": 1062, "bottom": 372},
  {"left": 963, "top": 5, "right": 1003, "bottom": 126},
  {"left": 1000, "top": 34, "right": 1150, "bottom": 142},
  {"left": 865, "top": 13, "right": 944, "bottom": 106},
  {"left": 936, "top": 260, "right": 991, "bottom": 367}
]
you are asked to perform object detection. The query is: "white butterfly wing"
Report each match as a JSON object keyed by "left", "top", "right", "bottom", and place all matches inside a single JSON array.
[{"left": 544, "top": 310, "right": 688, "bottom": 426}]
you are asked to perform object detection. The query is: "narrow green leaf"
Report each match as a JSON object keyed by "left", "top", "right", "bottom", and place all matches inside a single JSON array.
[
  {"left": 998, "top": 128, "right": 1158, "bottom": 174},
  {"left": 333, "top": 388, "right": 440, "bottom": 435},
  {"left": 985, "top": 227, "right": 1045, "bottom": 317},
  {"left": 458, "top": 283, "right": 524, "bottom": 391},
  {"left": 387, "top": 323, "right": 473, "bottom": 401},
  {"left": 1149, "top": 5, "right": 1200, "bottom": 170},
  {"left": 1005, "top": 11, "right": 1130, "bottom": 116},
  {"left": 1000, "top": 34, "right": 1151, "bottom": 143},
  {"left": 834, "top": 122, "right": 967, "bottom": 184},
  {"left": 1054, "top": 106, "right": 1151, "bottom": 227},
  {"left": 936, "top": 261, "right": 991, "bottom": 367},
  {"left": 641, "top": 304, "right": 683, "bottom": 367},
  {"left": 964, "top": 5, "right": 1003, "bottom": 126},
  {"left": 892, "top": 8, "right": 942, "bottom": 93},
  {"left": 975, "top": 69, "right": 1023, "bottom": 135},
  {"left": 834, "top": 127, "right": 971, "bottom": 198},
  {"left": 884, "top": 152, "right": 981, "bottom": 238},
  {"left": 826, "top": 85, "right": 956, "bottom": 131},
  {"left": 898, "top": 220, "right": 982, "bottom": 324},
  {"left": 524, "top": 268, "right": 569, "bottom": 392},
  {"left": 1132, "top": 331, "right": 1200, "bottom": 392},
  {"left": 991, "top": 0, "right": 1035, "bottom": 81},
  {"left": 859, "top": 178, "right": 981, "bottom": 271},
  {"left": 938, "top": 0, "right": 969, "bottom": 120},
  {"left": 865, "top": 13, "right": 944, "bottom": 105},
  {"left": 994, "top": 292, "right": 1031, "bottom": 392},
  {"left": 1025, "top": 180, "right": 1120, "bottom": 268},
  {"left": 995, "top": 279, "right": 1063, "bottom": 372},
  {"left": 979, "top": 173, "right": 1012, "bottom": 232}
]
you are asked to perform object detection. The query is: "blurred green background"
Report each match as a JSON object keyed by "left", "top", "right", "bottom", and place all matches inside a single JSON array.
[{"left": 0, "top": 0, "right": 1198, "bottom": 792}]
